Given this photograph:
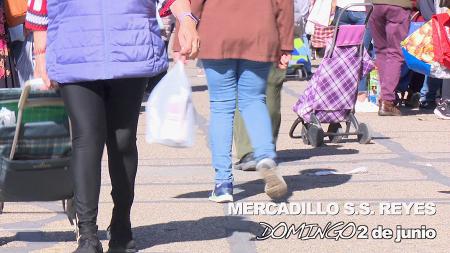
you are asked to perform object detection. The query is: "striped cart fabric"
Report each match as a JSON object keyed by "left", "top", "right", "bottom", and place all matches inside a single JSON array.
[
  {"left": 0, "top": 88, "right": 71, "bottom": 160},
  {"left": 311, "top": 24, "right": 335, "bottom": 49},
  {"left": 293, "top": 46, "right": 374, "bottom": 123}
]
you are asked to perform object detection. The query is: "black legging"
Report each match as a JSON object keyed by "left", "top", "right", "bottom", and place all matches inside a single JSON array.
[{"left": 61, "top": 78, "right": 147, "bottom": 233}]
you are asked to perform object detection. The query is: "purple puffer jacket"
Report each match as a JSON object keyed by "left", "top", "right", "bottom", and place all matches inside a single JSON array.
[{"left": 46, "top": 0, "right": 168, "bottom": 83}]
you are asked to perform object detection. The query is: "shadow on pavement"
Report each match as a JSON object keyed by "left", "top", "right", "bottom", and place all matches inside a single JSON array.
[
  {"left": 0, "top": 216, "right": 264, "bottom": 251},
  {"left": 192, "top": 85, "right": 208, "bottom": 92},
  {"left": 277, "top": 147, "right": 359, "bottom": 163},
  {"left": 175, "top": 169, "right": 351, "bottom": 202}
]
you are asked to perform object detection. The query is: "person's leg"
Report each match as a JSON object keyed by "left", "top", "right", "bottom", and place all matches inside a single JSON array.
[
  {"left": 202, "top": 59, "right": 238, "bottom": 184},
  {"left": 233, "top": 65, "right": 285, "bottom": 161},
  {"left": 236, "top": 59, "right": 287, "bottom": 199},
  {"left": 104, "top": 78, "right": 148, "bottom": 249},
  {"left": 369, "top": 5, "right": 389, "bottom": 99},
  {"left": 236, "top": 60, "right": 274, "bottom": 162},
  {"left": 421, "top": 77, "right": 442, "bottom": 102},
  {"left": 434, "top": 80, "right": 450, "bottom": 119},
  {"left": 380, "top": 6, "right": 410, "bottom": 102},
  {"left": 266, "top": 66, "right": 286, "bottom": 146},
  {"left": 370, "top": 5, "right": 410, "bottom": 115},
  {"left": 233, "top": 110, "right": 252, "bottom": 160},
  {"left": 60, "top": 82, "right": 107, "bottom": 252}
]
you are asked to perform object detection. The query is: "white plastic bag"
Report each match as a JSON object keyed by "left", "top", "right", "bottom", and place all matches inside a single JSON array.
[
  {"left": 146, "top": 62, "right": 197, "bottom": 147},
  {"left": 0, "top": 107, "right": 16, "bottom": 127}
]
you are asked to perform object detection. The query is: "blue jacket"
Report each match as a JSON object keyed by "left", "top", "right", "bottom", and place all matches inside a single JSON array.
[{"left": 46, "top": 0, "right": 168, "bottom": 83}]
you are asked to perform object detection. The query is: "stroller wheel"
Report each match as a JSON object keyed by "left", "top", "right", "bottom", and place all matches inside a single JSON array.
[
  {"left": 297, "top": 68, "right": 305, "bottom": 81},
  {"left": 0, "top": 202, "right": 3, "bottom": 214},
  {"left": 327, "top": 123, "right": 343, "bottom": 143},
  {"left": 308, "top": 124, "right": 324, "bottom": 147},
  {"left": 301, "top": 124, "right": 310, "bottom": 145},
  {"left": 357, "top": 123, "right": 372, "bottom": 144}
]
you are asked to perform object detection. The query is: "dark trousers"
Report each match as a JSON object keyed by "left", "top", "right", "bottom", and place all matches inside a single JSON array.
[{"left": 61, "top": 78, "right": 147, "bottom": 232}]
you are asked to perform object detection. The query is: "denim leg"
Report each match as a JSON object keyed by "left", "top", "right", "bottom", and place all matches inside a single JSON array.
[
  {"left": 421, "top": 77, "right": 442, "bottom": 102},
  {"left": 236, "top": 60, "right": 276, "bottom": 163},
  {"left": 202, "top": 59, "right": 238, "bottom": 184}
]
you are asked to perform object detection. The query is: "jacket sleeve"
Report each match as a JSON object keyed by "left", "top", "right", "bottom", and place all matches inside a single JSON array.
[
  {"left": 276, "top": 0, "right": 295, "bottom": 52},
  {"left": 172, "top": 0, "right": 204, "bottom": 52},
  {"left": 25, "top": 0, "right": 48, "bottom": 31}
]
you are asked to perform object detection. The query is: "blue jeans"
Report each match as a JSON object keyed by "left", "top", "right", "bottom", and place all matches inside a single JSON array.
[
  {"left": 420, "top": 77, "right": 442, "bottom": 102},
  {"left": 335, "top": 7, "right": 373, "bottom": 92},
  {"left": 202, "top": 59, "right": 276, "bottom": 184}
]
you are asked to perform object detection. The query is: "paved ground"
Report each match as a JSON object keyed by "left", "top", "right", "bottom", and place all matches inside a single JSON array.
[{"left": 1, "top": 61, "right": 450, "bottom": 253}]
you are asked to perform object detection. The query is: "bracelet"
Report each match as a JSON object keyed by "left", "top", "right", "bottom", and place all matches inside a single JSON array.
[
  {"left": 33, "top": 48, "right": 46, "bottom": 56},
  {"left": 177, "top": 12, "right": 199, "bottom": 25}
]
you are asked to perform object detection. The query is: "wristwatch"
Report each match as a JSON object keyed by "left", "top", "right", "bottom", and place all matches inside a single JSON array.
[{"left": 178, "top": 12, "right": 199, "bottom": 25}]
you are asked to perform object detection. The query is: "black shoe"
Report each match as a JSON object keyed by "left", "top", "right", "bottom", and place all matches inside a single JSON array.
[
  {"left": 405, "top": 92, "right": 421, "bottom": 109},
  {"left": 73, "top": 234, "right": 103, "bottom": 253},
  {"left": 419, "top": 100, "right": 437, "bottom": 110},
  {"left": 106, "top": 223, "right": 137, "bottom": 253},
  {"left": 233, "top": 152, "right": 257, "bottom": 171},
  {"left": 434, "top": 99, "right": 450, "bottom": 120},
  {"left": 107, "top": 237, "right": 137, "bottom": 253}
]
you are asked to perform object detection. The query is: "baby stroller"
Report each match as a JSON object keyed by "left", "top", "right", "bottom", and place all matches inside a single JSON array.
[
  {"left": 289, "top": 3, "right": 375, "bottom": 147},
  {"left": 286, "top": 37, "right": 313, "bottom": 81},
  {"left": 0, "top": 84, "right": 75, "bottom": 225}
]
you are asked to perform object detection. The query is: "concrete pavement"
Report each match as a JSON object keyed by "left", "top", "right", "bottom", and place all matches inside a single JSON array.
[{"left": 1, "top": 61, "right": 450, "bottom": 253}]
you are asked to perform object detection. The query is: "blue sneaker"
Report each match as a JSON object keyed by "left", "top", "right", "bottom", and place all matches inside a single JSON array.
[{"left": 209, "top": 182, "right": 233, "bottom": 203}]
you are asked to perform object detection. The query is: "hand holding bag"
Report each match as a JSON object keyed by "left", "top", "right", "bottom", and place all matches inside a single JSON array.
[{"left": 146, "top": 62, "right": 197, "bottom": 148}]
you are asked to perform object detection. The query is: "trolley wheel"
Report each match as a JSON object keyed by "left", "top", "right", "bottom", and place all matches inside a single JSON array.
[
  {"left": 0, "top": 202, "right": 4, "bottom": 214},
  {"left": 357, "top": 123, "right": 372, "bottom": 144},
  {"left": 301, "top": 124, "right": 310, "bottom": 145},
  {"left": 297, "top": 68, "right": 305, "bottom": 80},
  {"left": 308, "top": 124, "right": 324, "bottom": 147},
  {"left": 327, "top": 123, "right": 343, "bottom": 143}
]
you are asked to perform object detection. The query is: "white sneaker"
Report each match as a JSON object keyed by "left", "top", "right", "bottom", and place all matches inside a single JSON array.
[{"left": 256, "top": 159, "right": 288, "bottom": 199}]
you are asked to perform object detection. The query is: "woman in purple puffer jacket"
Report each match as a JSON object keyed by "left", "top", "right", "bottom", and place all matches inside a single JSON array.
[{"left": 26, "top": 0, "right": 199, "bottom": 252}]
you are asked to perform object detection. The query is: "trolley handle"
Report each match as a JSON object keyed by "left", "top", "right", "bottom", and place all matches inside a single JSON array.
[{"left": 328, "top": 3, "right": 374, "bottom": 58}]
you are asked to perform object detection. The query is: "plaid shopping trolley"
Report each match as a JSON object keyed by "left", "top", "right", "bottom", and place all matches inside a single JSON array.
[
  {"left": 0, "top": 84, "right": 75, "bottom": 225},
  {"left": 289, "top": 3, "right": 375, "bottom": 147}
]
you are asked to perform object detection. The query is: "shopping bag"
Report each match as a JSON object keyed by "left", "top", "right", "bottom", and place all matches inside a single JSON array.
[
  {"left": 432, "top": 13, "right": 450, "bottom": 70},
  {"left": 311, "top": 24, "right": 334, "bottom": 48},
  {"left": 146, "top": 62, "right": 197, "bottom": 148},
  {"left": 402, "top": 14, "right": 450, "bottom": 79},
  {"left": 4, "top": 0, "right": 27, "bottom": 27},
  {"left": 307, "top": 0, "right": 333, "bottom": 27}
]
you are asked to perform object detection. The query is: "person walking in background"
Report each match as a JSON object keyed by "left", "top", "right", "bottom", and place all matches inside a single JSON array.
[
  {"left": 26, "top": 0, "right": 199, "bottom": 252},
  {"left": 233, "top": 67, "right": 287, "bottom": 171},
  {"left": 4, "top": 0, "right": 33, "bottom": 87},
  {"left": 174, "top": 0, "right": 293, "bottom": 203},
  {"left": 233, "top": 0, "right": 309, "bottom": 172},
  {"left": 369, "top": 0, "right": 413, "bottom": 116},
  {"left": 417, "top": 0, "right": 443, "bottom": 110}
]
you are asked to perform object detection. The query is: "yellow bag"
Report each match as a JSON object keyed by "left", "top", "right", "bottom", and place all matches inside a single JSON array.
[
  {"left": 4, "top": 0, "right": 27, "bottom": 27},
  {"left": 402, "top": 21, "right": 435, "bottom": 63}
]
